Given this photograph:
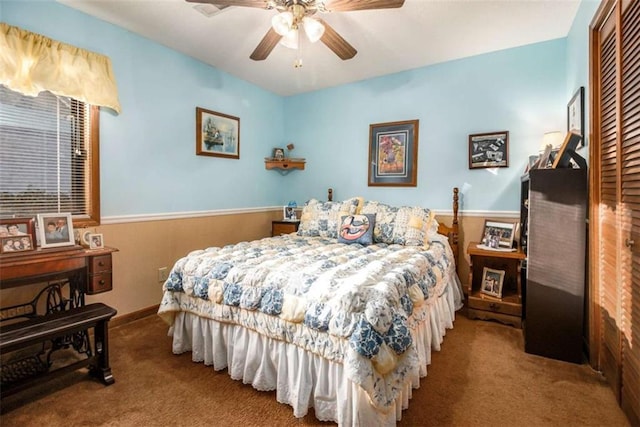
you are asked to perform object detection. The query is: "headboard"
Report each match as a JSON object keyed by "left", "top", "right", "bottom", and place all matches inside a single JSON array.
[{"left": 326, "top": 187, "right": 460, "bottom": 271}]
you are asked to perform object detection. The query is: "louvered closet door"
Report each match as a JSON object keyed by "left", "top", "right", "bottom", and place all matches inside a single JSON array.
[
  {"left": 595, "top": 6, "right": 622, "bottom": 397},
  {"left": 620, "top": 0, "right": 640, "bottom": 422}
]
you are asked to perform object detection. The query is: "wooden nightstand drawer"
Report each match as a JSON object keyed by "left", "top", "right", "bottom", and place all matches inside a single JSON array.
[
  {"left": 272, "top": 221, "right": 299, "bottom": 236},
  {"left": 468, "top": 295, "right": 522, "bottom": 316},
  {"left": 87, "top": 273, "right": 112, "bottom": 294},
  {"left": 90, "top": 255, "right": 112, "bottom": 274}
]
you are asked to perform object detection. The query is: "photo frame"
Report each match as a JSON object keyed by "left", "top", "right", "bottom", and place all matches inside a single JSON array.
[
  {"left": 273, "top": 147, "right": 285, "bottom": 161},
  {"left": 283, "top": 206, "right": 297, "bottom": 221},
  {"left": 0, "top": 217, "right": 36, "bottom": 253},
  {"left": 480, "top": 220, "right": 516, "bottom": 249},
  {"left": 37, "top": 213, "right": 75, "bottom": 249},
  {"left": 481, "top": 267, "right": 505, "bottom": 298},
  {"left": 1, "top": 234, "right": 34, "bottom": 254},
  {"left": 195, "top": 107, "right": 240, "bottom": 159},
  {"left": 567, "top": 86, "right": 584, "bottom": 147},
  {"left": 368, "top": 119, "right": 419, "bottom": 187},
  {"left": 551, "top": 131, "right": 585, "bottom": 169},
  {"left": 469, "top": 131, "right": 509, "bottom": 169},
  {"left": 89, "top": 233, "right": 104, "bottom": 250}
]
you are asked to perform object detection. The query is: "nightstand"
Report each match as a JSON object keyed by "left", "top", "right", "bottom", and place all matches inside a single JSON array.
[
  {"left": 466, "top": 242, "right": 526, "bottom": 328},
  {"left": 272, "top": 220, "right": 300, "bottom": 236}
]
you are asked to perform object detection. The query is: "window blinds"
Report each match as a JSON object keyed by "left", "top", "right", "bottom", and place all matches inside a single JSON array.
[{"left": 0, "top": 86, "right": 92, "bottom": 218}]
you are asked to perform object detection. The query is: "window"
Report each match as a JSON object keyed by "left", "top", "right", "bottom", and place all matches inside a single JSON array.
[{"left": 0, "top": 86, "right": 100, "bottom": 226}]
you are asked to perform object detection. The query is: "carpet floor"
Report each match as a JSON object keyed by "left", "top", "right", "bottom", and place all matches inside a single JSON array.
[{"left": 0, "top": 311, "right": 630, "bottom": 426}]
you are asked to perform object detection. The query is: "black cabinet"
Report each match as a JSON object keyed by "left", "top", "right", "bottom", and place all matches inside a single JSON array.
[{"left": 521, "top": 168, "right": 587, "bottom": 363}]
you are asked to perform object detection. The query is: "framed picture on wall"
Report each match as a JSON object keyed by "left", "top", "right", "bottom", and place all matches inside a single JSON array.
[
  {"left": 567, "top": 86, "right": 584, "bottom": 147},
  {"left": 195, "top": 107, "right": 240, "bottom": 159},
  {"left": 368, "top": 119, "right": 419, "bottom": 187},
  {"left": 469, "top": 131, "right": 509, "bottom": 169}
]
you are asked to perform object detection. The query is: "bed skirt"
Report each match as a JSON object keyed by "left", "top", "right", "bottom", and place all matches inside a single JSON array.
[{"left": 168, "top": 275, "right": 461, "bottom": 426}]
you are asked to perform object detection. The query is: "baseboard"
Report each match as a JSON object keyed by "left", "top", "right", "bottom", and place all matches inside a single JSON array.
[{"left": 110, "top": 304, "right": 159, "bottom": 328}]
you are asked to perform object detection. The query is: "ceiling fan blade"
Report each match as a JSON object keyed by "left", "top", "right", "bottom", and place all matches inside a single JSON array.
[
  {"left": 322, "top": 0, "right": 405, "bottom": 12},
  {"left": 250, "top": 27, "right": 282, "bottom": 60},
  {"left": 185, "top": 0, "right": 270, "bottom": 8},
  {"left": 317, "top": 19, "right": 356, "bottom": 60}
]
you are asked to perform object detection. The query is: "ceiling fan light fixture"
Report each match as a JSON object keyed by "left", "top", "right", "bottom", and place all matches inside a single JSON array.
[
  {"left": 271, "top": 11, "right": 293, "bottom": 36},
  {"left": 279, "top": 28, "right": 299, "bottom": 49},
  {"left": 302, "top": 17, "right": 325, "bottom": 43}
]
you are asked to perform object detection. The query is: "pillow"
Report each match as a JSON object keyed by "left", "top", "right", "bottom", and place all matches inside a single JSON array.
[
  {"left": 297, "top": 197, "right": 361, "bottom": 238},
  {"left": 361, "top": 200, "right": 435, "bottom": 246},
  {"left": 337, "top": 214, "right": 375, "bottom": 245}
]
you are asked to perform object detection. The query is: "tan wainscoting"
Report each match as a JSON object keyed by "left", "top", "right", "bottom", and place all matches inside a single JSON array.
[{"left": 83, "top": 210, "right": 283, "bottom": 318}]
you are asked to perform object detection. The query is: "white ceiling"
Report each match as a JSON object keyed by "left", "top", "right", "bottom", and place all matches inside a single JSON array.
[{"left": 57, "top": 0, "right": 581, "bottom": 96}]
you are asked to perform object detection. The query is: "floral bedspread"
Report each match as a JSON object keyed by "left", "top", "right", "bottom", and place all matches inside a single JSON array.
[{"left": 158, "top": 234, "right": 455, "bottom": 408}]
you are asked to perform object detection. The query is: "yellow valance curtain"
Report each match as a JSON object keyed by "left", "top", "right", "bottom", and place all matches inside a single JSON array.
[{"left": 0, "top": 23, "right": 121, "bottom": 114}]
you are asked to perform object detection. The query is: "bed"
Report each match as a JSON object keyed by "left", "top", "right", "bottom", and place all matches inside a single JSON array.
[{"left": 158, "top": 188, "right": 463, "bottom": 426}]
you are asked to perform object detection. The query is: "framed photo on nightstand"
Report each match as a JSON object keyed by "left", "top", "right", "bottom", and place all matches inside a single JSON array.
[
  {"left": 283, "top": 206, "right": 297, "bottom": 221},
  {"left": 481, "top": 267, "right": 505, "bottom": 298}
]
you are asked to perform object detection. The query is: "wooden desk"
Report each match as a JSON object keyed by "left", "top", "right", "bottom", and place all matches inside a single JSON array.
[{"left": 0, "top": 245, "right": 118, "bottom": 395}]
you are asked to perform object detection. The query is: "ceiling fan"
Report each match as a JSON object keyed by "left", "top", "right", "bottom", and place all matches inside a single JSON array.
[{"left": 186, "top": 0, "right": 405, "bottom": 61}]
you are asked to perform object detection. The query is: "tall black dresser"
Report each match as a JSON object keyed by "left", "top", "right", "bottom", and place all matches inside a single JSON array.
[{"left": 521, "top": 167, "right": 587, "bottom": 363}]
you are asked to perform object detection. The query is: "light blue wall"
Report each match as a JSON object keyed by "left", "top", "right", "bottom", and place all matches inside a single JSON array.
[
  {"left": 567, "top": 0, "right": 600, "bottom": 150},
  {"left": 3, "top": 1, "right": 286, "bottom": 217},
  {"left": 284, "top": 40, "right": 567, "bottom": 211},
  {"left": 3, "top": 1, "right": 597, "bottom": 216}
]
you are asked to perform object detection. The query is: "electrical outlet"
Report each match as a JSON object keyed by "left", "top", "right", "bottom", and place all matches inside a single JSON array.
[{"left": 158, "top": 267, "right": 168, "bottom": 282}]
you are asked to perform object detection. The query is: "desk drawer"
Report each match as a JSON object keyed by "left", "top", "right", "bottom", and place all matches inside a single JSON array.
[
  {"left": 90, "top": 255, "right": 112, "bottom": 274},
  {"left": 87, "top": 273, "right": 112, "bottom": 294}
]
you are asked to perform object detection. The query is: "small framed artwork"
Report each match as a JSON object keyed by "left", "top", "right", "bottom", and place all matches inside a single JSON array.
[
  {"left": 0, "top": 217, "right": 37, "bottom": 253},
  {"left": 368, "top": 119, "right": 419, "bottom": 187},
  {"left": 273, "top": 147, "right": 285, "bottom": 160},
  {"left": 89, "top": 233, "right": 104, "bottom": 249},
  {"left": 469, "top": 131, "right": 509, "bottom": 169},
  {"left": 283, "top": 206, "right": 297, "bottom": 221},
  {"left": 195, "top": 107, "right": 240, "bottom": 159},
  {"left": 481, "top": 220, "right": 517, "bottom": 249},
  {"left": 567, "top": 86, "right": 584, "bottom": 147},
  {"left": 481, "top": 267, "right": 505, "bottom": 298},
  {"left": 37, "top": 213, "right": 75, "bottom": 249}
]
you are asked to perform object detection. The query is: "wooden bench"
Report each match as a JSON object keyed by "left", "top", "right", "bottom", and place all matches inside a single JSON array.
[{"left": 0, "top": 302, "right": 117, "bottom": 398}]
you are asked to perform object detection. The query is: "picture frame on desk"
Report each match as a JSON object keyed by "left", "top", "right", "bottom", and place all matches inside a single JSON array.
[
  {"left": 37, "top": 213, "right": 75, "bottom": 249},
  {"left": 481, "top": 267, "right": 505, "bottom": 298},
  {"left": 89, "top": 233, "right": 104, "bottom": 250},
  {"left": 1, "top": 234, "right": 34, "bottom": 253},
  {"left": 0, "top": 217, "right": 36, "bottom": 253},
  {"left": 480, "top": 220, "right": 516, "bottom": 249}
]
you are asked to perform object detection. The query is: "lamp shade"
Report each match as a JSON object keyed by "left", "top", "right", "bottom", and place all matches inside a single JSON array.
[
  {"left": 541, "top": 131, "right": 564, "bottom": 151},
  {"left": 272, "top": 11, "right": 293, "bottom": 36},
  {"left": 279, "top": 28, "right": 299, "bottom": 49},
  {"left": 302, "top": 17, "right": 325, "bottom": 43}
]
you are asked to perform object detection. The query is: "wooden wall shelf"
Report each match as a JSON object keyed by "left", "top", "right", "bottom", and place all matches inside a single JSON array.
[{"left": 264, "top": 158, "right": 305, "bottom": 175}]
